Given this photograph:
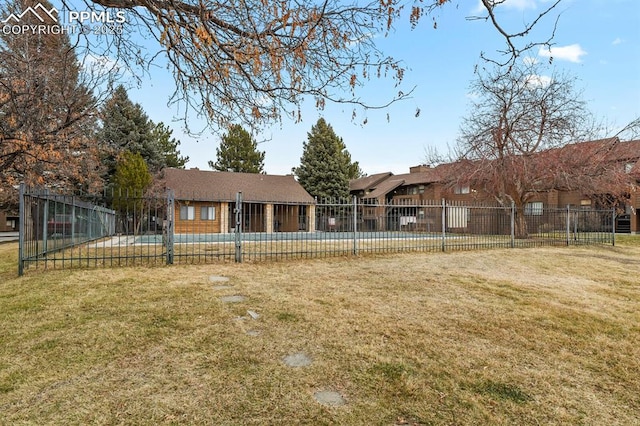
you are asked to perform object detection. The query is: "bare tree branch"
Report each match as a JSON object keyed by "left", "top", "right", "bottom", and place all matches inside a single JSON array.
[{"left": 45, "top": 0, "right": 564, "bottom": 132}]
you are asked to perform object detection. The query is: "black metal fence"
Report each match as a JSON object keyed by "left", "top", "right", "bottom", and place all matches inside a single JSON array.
[{"left": 18, "top": 186, "right": 616, "bottom": 275}]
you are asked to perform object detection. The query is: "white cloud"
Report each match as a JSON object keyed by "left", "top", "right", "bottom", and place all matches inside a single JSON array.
[
  {"left": 612, "top": 37, "right": 623, "bottom": 46},
  {"left": 538, "top": 44, "right": 587, "bottom": 63},
  {"left": 473, "top": 0, "right": 538, "bottom": 13},
  {"left": 525, "top": 74, "right": 552, "bottom": 88},
  {"left": 82, "top": 53, "right": 119, "bottom": 71}
]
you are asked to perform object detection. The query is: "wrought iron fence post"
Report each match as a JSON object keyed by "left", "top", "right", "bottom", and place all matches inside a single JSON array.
[
  {"left": 566, "top": 205, "right": 571, "bottom": 246},
  {"left": 235, "top": 192, "right": 243, "bottom": 263},
  {"left": 352, "top": 196, "right": 358, "bottom": 255},
  {"left": 510, "top": 201, "right": 515, "bottom": 248},
  {"left": 42, "top": 189, "right": 49, "bottom": 256},
  {"left": 612, "top": 207, "right": 616, "bottom": 246},
  {"left": 71, "top": 195, "right": 76, "bottom": 245},
  {"left": 18, "top": 183, "right": 25, "bottom": 276},
  {"left": 166, "top": 190, "right": 174, "bottom": 265},
  {"left": 441, "top": 198, "right": 446, "bottom": 252}
]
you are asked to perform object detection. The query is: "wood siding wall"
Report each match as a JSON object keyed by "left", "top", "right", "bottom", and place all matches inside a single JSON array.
[{"left": 174, "top": 201, "right": 222, "bottom": 234}]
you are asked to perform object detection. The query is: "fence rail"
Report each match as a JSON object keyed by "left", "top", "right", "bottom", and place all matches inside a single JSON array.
[{"left": 18, "top": 187, "right": 616, "bottom": 275}]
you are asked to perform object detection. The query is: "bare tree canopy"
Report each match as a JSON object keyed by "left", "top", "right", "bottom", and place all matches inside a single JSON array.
[
  {"left": 0, "top": 0, "right": 107, "bottom": 207},
  {"left": 446, "top": 60, "right": 640, "bottom": 238},
  {"left": 469, "top": 0, "right": 561, "bottom": 67},
  {"left": 459, "top": 62, "right": 592, "bottom": 162},
  {"left": 453, "top": 61, "right": 592, "bottom": 237},
  {"left": 49, "top": 0, "right": 563, "bottom": 131}
]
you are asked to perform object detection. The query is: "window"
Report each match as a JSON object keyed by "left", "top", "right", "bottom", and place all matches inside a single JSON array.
[
  {"left": 180, "top": 205, "right": 195, "bottom": 220},
  {"left": 201, "top": 206, "right": 216, "bottom": 221},
  {"left": 525, "top": 202, "right": 543, "bottom": 216},
  {"left": 418, "top": 185, "right": 425, "bottom": 194},
  {"left": 454, "top": 185, "right": 470, "bottom": 194}
]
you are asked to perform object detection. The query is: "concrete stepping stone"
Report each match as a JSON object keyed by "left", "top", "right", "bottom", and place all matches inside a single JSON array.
[
  {"left": 314, "top": 390, "right": 346, "bottom": 407},
  {"left": 247, "top": 310, "right": 260, "bottom": 320},
  {"left": 212, "top": 285, "right": 233, "bottom": 291},
  {"left": 209, "top": 275, "right": 230, "bottom": 283},
  {"left": 220, "top": 295, "right": 246, "bottom": 303},
  {"left": 246, "top": 330, "right": 261, "bottom": 337},
  {"left": 282, "top": 353, "right": 312, "bottom": 367}
]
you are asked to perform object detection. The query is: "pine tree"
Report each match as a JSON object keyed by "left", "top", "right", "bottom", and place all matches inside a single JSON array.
[
  {"left": 293, "top": 118, "right": 361, "bottom": 200},
  {"left": 112, "top": 151, "right": 152, "bottom": 233},
  {"left": 113, "top": 151, "right": 152, "bottom": 197},
  {"left": 209, "top": 125, "right": 265, "bottom": 173},
  {"left": 152, "top": 122, "right": 189, "bottom": 169},
  {"left": 98, "top": 85, "right": 163, "bottom": 180}
]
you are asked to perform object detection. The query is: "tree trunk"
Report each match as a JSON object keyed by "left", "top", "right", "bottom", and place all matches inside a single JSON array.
[{"left": 515, "top": 206, "right": 529, "bottom": 239}]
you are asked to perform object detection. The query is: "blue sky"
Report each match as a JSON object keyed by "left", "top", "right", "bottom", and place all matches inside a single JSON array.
[{"left": 79, "top": 0, "right": 640, "bottom": 175}]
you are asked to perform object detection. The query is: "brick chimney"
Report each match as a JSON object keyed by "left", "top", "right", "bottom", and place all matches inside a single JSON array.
[{"left": 409, "top": 165, "right": 431, "bottom": 173}]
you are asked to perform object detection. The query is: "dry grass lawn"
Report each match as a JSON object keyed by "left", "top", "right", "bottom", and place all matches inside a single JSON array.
[{"left": 1, "top": 239, "right": 639, "bottom": 425}]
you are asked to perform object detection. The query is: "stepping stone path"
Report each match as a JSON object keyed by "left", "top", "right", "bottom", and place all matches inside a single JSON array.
[
  {"left": 282, "top": 352, "right": 312, "bottom": 367},
  {"left": 207, "top": 274, "right": 347, "bottom": 407},
  {"left": 210, "top": 276, "right": 233, "bottom": 291},
  {"left": 313, "top": 390, "right": 346, "bottom": 407}
]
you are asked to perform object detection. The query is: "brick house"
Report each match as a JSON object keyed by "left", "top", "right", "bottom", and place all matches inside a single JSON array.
[
  {"left": 0, "top": 211, "right": 19, "bottom": 232},
  {"left": 350, "top": 139, "right": 640, "bottom": 233},
  {"left": 164, "top": 168, "right": 316, "bottom": 234}
]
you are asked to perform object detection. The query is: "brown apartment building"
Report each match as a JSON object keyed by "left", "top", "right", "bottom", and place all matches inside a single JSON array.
[{"left": 350, "top": 139, "right": 640, "bottom": 233}]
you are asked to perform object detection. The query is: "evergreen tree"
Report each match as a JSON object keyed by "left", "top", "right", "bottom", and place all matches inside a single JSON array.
[
  {"left": 152, "top": 122, "right": 189, "bottom": 168},
  {"left": 293, "top": 118, "right": 361, "bottom": 200},
  {"left": 98, "top": 85, "right": 163, "bottom": 180},
  {"left": 112, "top": 151, "right": 152, "bottom": 197},
  {"left": 209, "top": 125, "right": 265, "bottom": 173},
  {"left": 112, "top": 151, "right": 152, "bottom": 232}
]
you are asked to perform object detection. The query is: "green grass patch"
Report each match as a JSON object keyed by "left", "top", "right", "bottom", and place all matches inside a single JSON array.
[
  {"left": 468, "top": 380, "right": 531, "bottom": 403},
  {"left": 275, "top": 311, "right": 298, "bottom": 322}
]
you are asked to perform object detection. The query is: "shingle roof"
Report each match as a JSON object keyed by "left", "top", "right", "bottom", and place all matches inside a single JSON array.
[
  {"left": 363, "top": 177, "right": 405, "bottom": 200},
  {"left": 563, "top": 138, "right": 640, "bottom": 163},
  {"left": 163, "top": 168, "right": 315, "bottom": 204},
  {"left": 391, "top": 168, "right": 443, "bottom": 186},
  {"left": 349, "top": 172, "right": 393, "bottom": 192},
  {"left": 352, "top": 166, "right": 448, "bottom": 199},
  {"left": 354, "top": 138, "right": 640, "bottom": 200}
]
